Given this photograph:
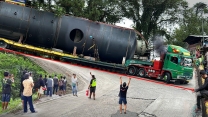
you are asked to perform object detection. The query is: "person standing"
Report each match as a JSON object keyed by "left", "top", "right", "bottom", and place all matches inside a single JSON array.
[
  {"left": 29, "top": 72, "right": 34, "bottom": 82},
  {"left": 63, "top": 76, "right": 67, "bottom": 95},
  {"left": 37, "top": 74, "right": 45, "bottom": 99},
  {"left": 71, "top": 74, "right": 78, "bottom": 96},
  {"left": 53, "top": 75, "right": 59, "bottom": 95},
  {"left": 88, "top": 74, "right": 96, "bottom": 100},
  {"left": 2, "top": 72, "right": 14, "bottom": 110},
  {"left": 46, "top": 76, "right": 53, "bottom": 97},
  {"left": 22, "top": 73, "right": 37, "bottom": 113},
  {"left": 119, "top": 77, "right": 131, "bottom": 114},
  {"left": 20, "top": 71, "right": 27, "bottom": 109},
  {"left": 58, "top": 78, "right": 64, "bottom": 96},
  {"left": 43, "top": 75, "right": 48, "bottom": 95},
  {"left": 194, "top": 70, "right": 208, "bottom": 112}
]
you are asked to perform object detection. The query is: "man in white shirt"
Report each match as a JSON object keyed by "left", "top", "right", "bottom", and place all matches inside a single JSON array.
[
  {"left": 71, "top": 74, "right": 78, "bottom": 96},
  {"left": 29, "top": 72, "right": 33, "bottom": 82}
]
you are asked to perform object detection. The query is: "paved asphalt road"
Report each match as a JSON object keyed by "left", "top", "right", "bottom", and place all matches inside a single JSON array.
[{"left": 2, "top": 56, "right": 197, "bottom": 117}]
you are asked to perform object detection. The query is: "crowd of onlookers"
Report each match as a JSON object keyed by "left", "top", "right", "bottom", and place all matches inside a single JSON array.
[
  {"left": 1, "top": 69, "right": 100, "bottom": 114},
  {"left": 1, "top": 69, "right": 77, "bottom": 113},
  {"left": 19, "top": 70, "right": 71, "bottom": 113}
]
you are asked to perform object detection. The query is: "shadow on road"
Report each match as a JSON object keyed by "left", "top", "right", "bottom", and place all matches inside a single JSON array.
[{"left": 111, "top": 110, "right": 138, "bottom": 117}]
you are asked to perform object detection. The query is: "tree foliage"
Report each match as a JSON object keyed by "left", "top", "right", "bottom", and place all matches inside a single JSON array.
[
  {"left": 169, "top": 2, "right": 208, "bottom": 47},
  {"left": 84, "top": 0, "right": 122, "bottom": 24},
  {"left": 120, "top": 0, "right": 187, "bottom": 40},
  {"left": 55, "top": 0, "right": 85, "bottom": 17},
  {"left": 27, "top": 0, "right": 122, "bottom": 23}
]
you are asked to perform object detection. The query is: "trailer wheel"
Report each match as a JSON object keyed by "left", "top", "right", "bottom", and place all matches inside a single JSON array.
[
  {"left": 0, "top": 40, "right": 7, "bottom": 48},
  {"left": 163, "top": 72, "right": 171, "bottom": 83},
  {"left": 127, "top": 66, "right": 137, "bottom": 76},
  {"left": 138, "top": 68, "right": 146, "bottom": 77}
]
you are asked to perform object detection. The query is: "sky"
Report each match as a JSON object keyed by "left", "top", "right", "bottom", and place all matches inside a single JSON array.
[{"left": 116, "top": 0, "right": 208, "bottom": 29}]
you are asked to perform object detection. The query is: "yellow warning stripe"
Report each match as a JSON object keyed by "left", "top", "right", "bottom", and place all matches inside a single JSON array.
[
  {"left": 5, "top": 1, "right": 25, "bottom": 6},
  {"left": 0, "top": 38, "right": 78, "bottom": 58}
]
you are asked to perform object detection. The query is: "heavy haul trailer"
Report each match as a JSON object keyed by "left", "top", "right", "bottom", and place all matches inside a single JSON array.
[
  {"left": 0, "top": 2, "right": 193, "bottom": 83},
  {"left": 126, "top": 45, "right": 193, "bottom": 83},
  {"left": 0, "top": 1, "right": 147, "bottom": 64},
  {"left": 0, "top": 1, "right": 146, "bottom": 72}
]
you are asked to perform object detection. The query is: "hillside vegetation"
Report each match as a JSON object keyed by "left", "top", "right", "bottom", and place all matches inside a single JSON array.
[{"left": 0, "top": 51, "right": 46, "bottom": 113}]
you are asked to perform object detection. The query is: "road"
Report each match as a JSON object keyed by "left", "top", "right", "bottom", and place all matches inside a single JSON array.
[{"left": 2, "top": 56, "right": 196, "bottom": 117}]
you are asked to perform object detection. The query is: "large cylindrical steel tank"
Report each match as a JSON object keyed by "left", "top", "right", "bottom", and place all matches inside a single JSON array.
[{"left": 0, "top": 2, "right": 138, "bottom": 63}]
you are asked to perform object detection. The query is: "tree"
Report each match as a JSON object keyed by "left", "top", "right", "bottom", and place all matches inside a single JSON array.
[
  {"left": 84, "top": 0, "right": 123, "bottom": 24},
  {"left": 55, "top": 0, "right": 85, "bottom": 17},
  {"left": 120, "top": 0, "right": 187, "bottom": 40},
  {"left": 169, "top": 2, "right": 208, "bottom": 47}
]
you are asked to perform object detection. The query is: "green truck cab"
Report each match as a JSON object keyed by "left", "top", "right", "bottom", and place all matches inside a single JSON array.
[{"left": 125, "top": 45, "right": 193, "bottom": 84}]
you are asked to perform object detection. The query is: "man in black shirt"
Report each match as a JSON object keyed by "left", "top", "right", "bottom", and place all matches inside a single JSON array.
[
  {"left": 2, "top": 71, "right": 14, "bottom": 110},
  {"left": 195, "top": 70, "right": 208, "bottom": 112},
  {"left": 119, "top": 76, "right": 131, "bottom": 114},
  {"left": 37, "top": 75, "right": 45, "bottom": 99}
]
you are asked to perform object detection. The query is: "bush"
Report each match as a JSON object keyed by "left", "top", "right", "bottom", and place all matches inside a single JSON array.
[{"left": 0, "top": 52, "right": 46, "bottom": 100}]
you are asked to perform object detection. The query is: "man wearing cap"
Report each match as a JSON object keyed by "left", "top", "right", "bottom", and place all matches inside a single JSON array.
[
  {"left": 194, "top": 70, "right": 208, "bottom": 112},
  {"left": 119, "top": 76, "right": 131, "bottom": 114},
  {"left": 71, "top": 73, "right": 78, "bottom": 96},
  {"left": 2, "top": 71, "right": 14, "bottom": 110}
]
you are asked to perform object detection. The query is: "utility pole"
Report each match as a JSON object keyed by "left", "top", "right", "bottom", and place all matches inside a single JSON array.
[{"left": 202, "top": 9, "right": 205, "bottom": 47}]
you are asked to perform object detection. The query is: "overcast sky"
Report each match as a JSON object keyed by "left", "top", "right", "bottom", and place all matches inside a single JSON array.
[{"left": 116, "top": 0, "right": 208, "bottom": 28}]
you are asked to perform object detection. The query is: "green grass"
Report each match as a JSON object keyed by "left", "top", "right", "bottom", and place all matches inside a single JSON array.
[
  {"left": 0, "top": 93, "right": 39, "bottom": 114},
  {"left": 0, "top": 51, "right": 46, "bottom": 114}
]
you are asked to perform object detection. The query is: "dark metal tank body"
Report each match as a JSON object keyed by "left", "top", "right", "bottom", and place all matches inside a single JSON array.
[{"left": 0, "top": 2, "right": 137, "bottom": 63}]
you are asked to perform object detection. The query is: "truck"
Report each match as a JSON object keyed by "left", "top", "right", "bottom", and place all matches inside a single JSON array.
[
  {"left": 0, "top": 1, "right": 193, "bottom": 84},
  {"left": 125, "top": 45, "right": 193, "bottom": 83}
]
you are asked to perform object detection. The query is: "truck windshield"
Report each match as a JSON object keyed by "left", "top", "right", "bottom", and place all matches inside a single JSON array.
[{"left": 180, "top": 58, "right": 192, "bottom": 67}]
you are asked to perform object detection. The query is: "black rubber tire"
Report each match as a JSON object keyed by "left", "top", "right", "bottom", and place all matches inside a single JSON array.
[
  {"left": 164, "top": 72, "right": 171, "bottom": 83},
  {"left": 0, "top": 40, "right": 7, "bottom": 48},
  {"left": 138, "top": 68, "right": 146, "bottom": 77},
  {"left": 127, "top": 66, "right": 137, "bottom": 76}
]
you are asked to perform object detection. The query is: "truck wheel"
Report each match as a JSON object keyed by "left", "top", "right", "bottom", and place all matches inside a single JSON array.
[
  {"left": 138, "top": 68, "right": 146, "bottom": 77},
  {"left": 163, "top": 72, "right": 171, "bottom": 83},
  {"left": 127, "top": 66, "right": 137, "bottom": 76}
]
